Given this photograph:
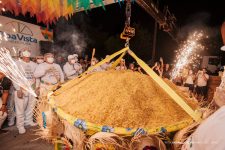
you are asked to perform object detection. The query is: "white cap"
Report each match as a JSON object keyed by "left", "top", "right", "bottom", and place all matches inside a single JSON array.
[
  {"left": 68, "top": 55, "right": 75, "bottom": 60},
  {"left": 105, "top": 55, "right": 110, "bottom": 58}
]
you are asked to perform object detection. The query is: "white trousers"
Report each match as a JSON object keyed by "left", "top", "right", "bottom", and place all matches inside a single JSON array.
[
  {"left": 0, "top": 98, "right": 7, "bottom": 129},
  {"left": 14, "top": 91, "right": 36, "bottom": 129}
]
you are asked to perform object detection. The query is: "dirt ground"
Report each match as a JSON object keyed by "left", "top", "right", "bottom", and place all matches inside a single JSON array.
[{"left": 0, "top": 126, "right": 53, "bottom": 150}]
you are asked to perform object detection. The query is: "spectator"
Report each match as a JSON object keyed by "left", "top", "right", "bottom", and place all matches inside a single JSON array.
[
  {"left": 63, "top": 54, "right": 80, "bottom": 80},
  {"left": 79, "top": 58, "right": 87, "bottom": 71},
  {"left": 34, "top": 53, "right": 64, "bottom": 98},
  {"left": 184, "top": 69, "right": 195, "bottom": 97},
  {"left": 137, "top": 66, "right": 144, "bottom": 74},
  {"left": 195, "top": 68, "right": 209, "bottom": 100},
  {"left": 14, "top": 49, "right": 38, "bottom": 134},
  {"left": 129, "top": 63, "right": 135, "bottom": 71},
  {"left": 116, "top": 59, "right": 127, "bottom": 70},
  {"left": 84, "top": 55, "right": 90, "bottom": 68},
  {"left": 74, "top": 55, "right": 83, "bottom": 75},
  {"left": 163, "top": 64, "right": 171, "bottom": 79},
  {"left": 173, "top": 71, "right": 183, "bottom": 86},
  {"left": 0, "top": 72, "right": 11, "bottom": 132},
  {"left": 152, "top": 62, "right": 162, "bottom": 77}
]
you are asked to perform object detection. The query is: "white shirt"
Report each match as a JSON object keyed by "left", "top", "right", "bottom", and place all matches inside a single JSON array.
[
  {"left": 197, "top": 73, "right": 209, "bottom": 87},
  {"left": 14, "top": 60, "right": 37, "bottom": 90},
  {"left": 182, "top": 106, "right": 225, "bottom": 150},
  {"left": 63, "top": 62, "right": 78, "bottom": 80},
  {"left": 185, "top": 75, "right": 194, "bottom": 84},
  {"left": 34, "top": 62, "right": 64, "bottom": 84}
]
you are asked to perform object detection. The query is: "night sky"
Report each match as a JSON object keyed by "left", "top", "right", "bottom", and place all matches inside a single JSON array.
[{"left": 2, "top": 0, "right": 225, "bottom": 64}]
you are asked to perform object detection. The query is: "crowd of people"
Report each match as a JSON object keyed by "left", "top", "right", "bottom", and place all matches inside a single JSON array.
[{"left": 151, "top": 58, "right": 210, "bottom": 101}]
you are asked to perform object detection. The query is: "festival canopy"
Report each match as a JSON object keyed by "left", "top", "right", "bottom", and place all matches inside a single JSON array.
[{"left": 0, "top": 0, "right": 112, "bottom": 24}]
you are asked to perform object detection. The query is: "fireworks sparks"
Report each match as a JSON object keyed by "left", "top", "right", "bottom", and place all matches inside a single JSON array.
[
  {"left": 0, "top": 47, "right": 36, "bottom": 97},
  {"left": 0, "top": 31, "right": 36, "bottom": 97},
  {"left": 171, "top": 31, "right": 206, "bottom": 79}
]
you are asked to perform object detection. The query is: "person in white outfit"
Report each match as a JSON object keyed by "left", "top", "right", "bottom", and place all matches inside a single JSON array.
[
  {"left": 0, "top": 72, "right": 11, "bottom": 131},
  {"left": 14, "top": 49, "right": 38, "bottom": 134},
  {"left": 73, "top": 54, "right": 83, "bottom": 75},
  {"left": 63, "top": 54, "right": 82, "bottom": 80},
  {"left": 196, "top": 68, "right": 209, "bottom": 100},
  {"left": 184, "top": 69, "right": 195, "bottom": 97},
  {"left": 34, "top": 53, "right": 64, "bottom": 98},
  {"left": 35, "top": 55, "right": 44, "bottom": 96}
]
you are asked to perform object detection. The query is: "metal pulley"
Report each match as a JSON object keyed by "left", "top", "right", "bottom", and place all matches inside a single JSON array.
[
  {"left": 120, "top": 0, "right": 135, "bottom": 42},
  {"left": 120, "top": 26, "right": 135, "bottom": 40}
]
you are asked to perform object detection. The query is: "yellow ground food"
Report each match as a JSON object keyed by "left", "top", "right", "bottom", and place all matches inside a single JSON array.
[{"left": 53, "top": 70, "right": 198, "bottom": 128}]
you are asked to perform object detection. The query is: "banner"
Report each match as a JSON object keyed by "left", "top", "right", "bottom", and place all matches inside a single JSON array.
[{"left": 0, "top": 15, "right": 51, "bottom": 57}]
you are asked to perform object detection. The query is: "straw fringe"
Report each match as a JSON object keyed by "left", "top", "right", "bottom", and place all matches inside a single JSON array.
[
  {"left": 63, "top": 121, "right": 86, "bottom": 150},
  {"left": 85, "top": 132, "right": 129, "bottom": 150},
  {"left": 172, "top": 122, "right": 200, "bottom": 150}
]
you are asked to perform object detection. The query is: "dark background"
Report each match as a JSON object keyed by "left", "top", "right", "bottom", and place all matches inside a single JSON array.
[{"left": 2, "top": 0, "right": 225, "bottom": 64}]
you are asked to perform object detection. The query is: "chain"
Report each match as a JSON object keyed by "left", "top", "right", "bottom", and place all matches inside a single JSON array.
[
  {"left": 125, "top": 0, "right": 131, "bottom": 48},
  {"left": 125, "top": 38, "right": 130, "bottom": 47}
]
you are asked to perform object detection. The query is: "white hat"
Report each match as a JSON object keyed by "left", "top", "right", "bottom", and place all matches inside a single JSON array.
[{"left": 68, "top": 55, "right": 75, "bottom": 60}]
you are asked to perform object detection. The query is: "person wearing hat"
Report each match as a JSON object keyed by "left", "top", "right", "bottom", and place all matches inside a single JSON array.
[
  {"left": 34, "top": 53, "right": 64, "bottom": 98},
  {"left": 14, "top": 48, "right": 38, "bottom": 134},
  {"left": 73, "top": 54, "right": 83, "bottom": 75},
  {"left": 63, "top": 54, "right": 82, "bottom": 80}
]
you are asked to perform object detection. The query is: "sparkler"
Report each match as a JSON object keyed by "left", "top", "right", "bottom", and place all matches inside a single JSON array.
[
  {"left": 171, "top": 31, "right": 205, "bottom": 79},
  {"left": 0, "top": 32, "right": 36, "bottom": 97}
]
